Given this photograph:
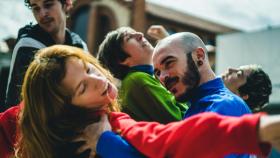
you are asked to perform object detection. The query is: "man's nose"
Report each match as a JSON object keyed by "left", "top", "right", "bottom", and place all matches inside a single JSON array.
[
  {"left": 159, "top": 71, "right": 169, "bottom": 85},
  {"left": 133, "top": 32, "right": 144, "bottom": 41},
  {"left": 39, "top": 8, "right": 48, "bottom": 18}
]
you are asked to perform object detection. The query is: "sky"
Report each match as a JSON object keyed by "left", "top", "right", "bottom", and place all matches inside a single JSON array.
[
  {"left": 1, "top": 0, "right": 280, "bottom": 41},
  {"left": 0, "top": 0, "right": 35, "bottom": 41},
  {"left": 147, "top": 0, "right": 280, "bottom": 31}
]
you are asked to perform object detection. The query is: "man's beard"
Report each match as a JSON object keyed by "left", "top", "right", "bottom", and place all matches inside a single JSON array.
[{"left": 176, "top": 52, "right": 200, "bottom": 102}]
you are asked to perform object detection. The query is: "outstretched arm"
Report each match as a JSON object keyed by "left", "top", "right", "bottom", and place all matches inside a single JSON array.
[
  {"left": 259, "top": 115, "right": 280, "bottom": 152},
  {"left": 110, "top": 112, "right": 272, "bottom": 158}
]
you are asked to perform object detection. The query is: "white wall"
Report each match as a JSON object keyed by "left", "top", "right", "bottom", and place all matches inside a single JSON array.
[{"left": 216, "top": 28, "right": 280, "bottom": 104}]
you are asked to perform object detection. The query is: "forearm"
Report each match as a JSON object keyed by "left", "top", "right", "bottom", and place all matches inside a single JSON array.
[{"left": 110, "top": 112, "right": 270, "bottom": 158}]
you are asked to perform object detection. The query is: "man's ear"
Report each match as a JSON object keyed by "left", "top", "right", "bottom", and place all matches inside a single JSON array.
[
  {"left": 193, "top": 47, "right": 205, "bottom": 66},
  {"left": 194, "top": 47, "right": 205, "bottom": 61},
  {"left": 119, "top": 57, "right": 131, "bottom": 67}
]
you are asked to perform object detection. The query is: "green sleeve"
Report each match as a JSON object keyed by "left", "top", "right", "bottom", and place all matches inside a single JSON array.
[{"left": 120, "top": 72, "right": 188, "bottom": 124}]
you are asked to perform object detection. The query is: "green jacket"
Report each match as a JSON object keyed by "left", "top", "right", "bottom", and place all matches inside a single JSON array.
[{"left": 119, "top": 71, "right": 188, "bottom": 124}]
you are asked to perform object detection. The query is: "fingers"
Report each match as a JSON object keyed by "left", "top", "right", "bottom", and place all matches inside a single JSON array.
[
  {"left": 67, "top": 140, "right": 87, "bottom": 152},
  {"left": 56, "top": 140, "right": 92, "bottom": 158},
  {"left": 147, "top": 25, "right": 169, "bottom": 40},
  {"left": 100, "top": 114, "right": 112, "bottom": 131},
  {"left": 75, "top": 148, "right": 92, "bottom": 158},
  {"left": 75, "top": 140, "right": 91, "bottom": 154}
]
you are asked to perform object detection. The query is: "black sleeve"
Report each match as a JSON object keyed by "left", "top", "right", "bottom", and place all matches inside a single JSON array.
[{"left": 5, "top": 47, "right": 38, "bottom": 108}]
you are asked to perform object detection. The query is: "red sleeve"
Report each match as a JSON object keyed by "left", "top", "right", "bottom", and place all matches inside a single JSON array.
[
  {"left": 0, "top": 105, "right": 21, "bottom": 158},
  {"left": 110, "top": 112, "right": 271, "bottom": 158}
]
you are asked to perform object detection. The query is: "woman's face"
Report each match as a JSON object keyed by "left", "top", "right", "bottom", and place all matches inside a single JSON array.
[{"left": 61, "top": 57, "right": 118, "bottom": 109}]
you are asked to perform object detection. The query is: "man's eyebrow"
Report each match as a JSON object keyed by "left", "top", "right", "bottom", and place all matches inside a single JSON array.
[
  {"left": 30, "top": 0, "right": 53, "bottom": 7},
  {"left": 30, "top": 3, "right": 37, "bottom": 7},
  {"left": 42, "top": 0, "right": 54, "bottom": 5},
  {"left": 160, "top": 56, "right": 174, "bottom": 65},
  {"left": 44, "top": 0, "right": 54, "bottom": 3}
]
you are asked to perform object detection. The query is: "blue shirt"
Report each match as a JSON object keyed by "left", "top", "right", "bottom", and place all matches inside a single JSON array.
[
  {"left": 130, "top": 65, "right": 154, "bottom": 76},
  {"left": 184, "top": 77, "right": 251, "bottom": 118},
  {"left": 97, "top": 131, "right": 145, "bottom": 158},
  {"left": 184, "top": 78, "right": 251, "bottom": 158}
]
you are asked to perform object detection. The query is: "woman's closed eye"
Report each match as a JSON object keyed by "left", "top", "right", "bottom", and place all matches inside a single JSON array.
[
  {"left": 87, "top": 67, "right": 94, "bottom": 74},
  {"left": 78, "top": 82, "right": 87, "bottom": 96}
]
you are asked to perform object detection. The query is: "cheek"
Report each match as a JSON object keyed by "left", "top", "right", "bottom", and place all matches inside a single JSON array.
[
  {"left": 71, "top": 92, "right": 98, "bottom": 108},
  {"left": 109, "top": 85, "right": 118, "bottom": 100},
  {"left": 225, "top": 75, "right": 238, "bottom": 83},
  {"left": 34, "top": 14, "right": 40, "bottom": 21},
  {"left": 175, "top": 68, "right": 186, "bottom": 79},
  {"left": 177, "top": 83, "right": 187, "bottom": 92}
]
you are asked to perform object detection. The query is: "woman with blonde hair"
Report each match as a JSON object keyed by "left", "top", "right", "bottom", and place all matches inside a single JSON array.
[{"left": 2, "top": 45, "right": 277, "bottom": 158}]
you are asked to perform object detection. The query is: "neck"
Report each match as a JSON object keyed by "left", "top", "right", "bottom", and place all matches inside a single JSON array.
[
  {"left": 51, "top": 29, "right": 66, "bottom": 44},
  {"left": 198, "top": 67, "right": 216, "bottom": 86},
  {"left": 51, "top": 21, "right": 66, "bottom": 44}
]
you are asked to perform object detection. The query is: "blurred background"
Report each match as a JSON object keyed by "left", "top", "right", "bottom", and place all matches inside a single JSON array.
[{"left": 0, "top": 0, "right": 280, "bottom": 113}]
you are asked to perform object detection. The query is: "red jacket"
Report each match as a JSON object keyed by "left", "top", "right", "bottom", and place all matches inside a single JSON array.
[
  {"left": 110, "top": 112, "right": 271, "bottom": 158},
  {"left": 0, "top": 105, "right": 20, "bottom": 158},
  {"left": 0, "top": 105, "right": 271, "bottom": 158}
]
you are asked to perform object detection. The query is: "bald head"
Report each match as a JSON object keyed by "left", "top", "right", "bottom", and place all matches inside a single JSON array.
[
  {"left": 155, "top": 32, "right": 208, "bottom": 55},
  {"left": 153, "top": 32, "right": 215, "bottom": 99}
]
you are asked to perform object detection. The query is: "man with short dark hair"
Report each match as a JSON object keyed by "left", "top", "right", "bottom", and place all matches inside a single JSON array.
[
  {"left": 97, "top": 27, "right": 187, "bottom": 124},
  {"left": 5, "top": 0, "right": 87, "bottom": 109},
  {"left": 222, "top": 64, "right": 272, "bottom": 112}
]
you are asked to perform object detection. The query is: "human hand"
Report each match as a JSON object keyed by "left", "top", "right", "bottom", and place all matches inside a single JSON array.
[
  {"left": 58, "top": 141, "right": 91, "bottom": 158},
  {"left": 259, "top": 115, "right": 280, "bottom": 152},
  {"left": 65, "top": 0, "right": 73, "bottom": 11},
  {"left": 75, "top": 114, "right": 112, "bottom": 157},
  {"left": 147, "top": 25, "right": 169, "bottom": 40}
]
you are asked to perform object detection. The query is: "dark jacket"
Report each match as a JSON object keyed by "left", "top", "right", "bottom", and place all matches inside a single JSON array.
[{"left": 5, "top": 24, "right": 87, "bottom": 109}]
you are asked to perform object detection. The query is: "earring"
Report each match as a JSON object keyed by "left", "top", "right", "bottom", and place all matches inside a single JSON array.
[{"left": 197, "top": 60, "right": 203, "bottom": 66}]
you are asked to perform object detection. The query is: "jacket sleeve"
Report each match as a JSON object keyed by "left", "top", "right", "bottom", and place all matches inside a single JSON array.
[
  {"left": 109, "top": 112, "right": 271, "bottom": 158},
  {"left": 5, "top": 47, "right": 38, "bottom": 107},
  {"left": 96, "top": 131, "right": 145, "bottom": 158},
  {"left": 121, "top": 73, "right": 187, "bottom": 123},
  {"left": 0, "top": 106, "right": 20, "bottom": 158}
]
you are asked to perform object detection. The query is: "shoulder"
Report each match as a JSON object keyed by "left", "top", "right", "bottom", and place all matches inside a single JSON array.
[
  {"left": 14, "top": 24, "right": 46, "bottom": 51},
  {"left": 203, "top": 93, "right": 251, "bottom": 116},
  {"left": 17, "top": 24, "right": 36, "bottom": 39},
  {"left": 67, "top": 29, "right": 88, "bottom": 50},
  {"left": 123, "top": 71, "right": 158, "bottom": 85}
]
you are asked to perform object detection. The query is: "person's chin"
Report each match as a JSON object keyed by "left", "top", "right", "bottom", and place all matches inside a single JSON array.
[
  {"left": 175, "top": 90, "right": 190, "bottom": 102},
  {"left": 41, "top": 26, "right": 54, "bottom": 33},
  {"left": 100, "top": 105, "right": 109, "bottom": 111},
  {"left": 108, "top": 85, "right": 118, "bottom": 101},
  {"left": 40, "top": 24, "right": 56, "bottom": 34}
]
